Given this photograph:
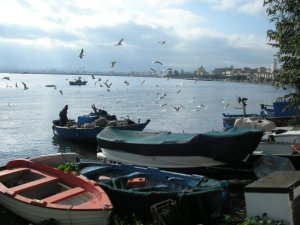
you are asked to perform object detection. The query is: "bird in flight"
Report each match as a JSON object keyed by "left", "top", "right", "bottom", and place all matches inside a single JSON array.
[
  {"left": 114, "top": 38, "right": 124, "bottom": 46},
  {"left": 140, "top": 80, "right": 145, "bottom": 86},
  {"left": 2, "top": 76, "right": 10, "bottom": 80},
  {"left": 124, "top": 80, "right": 129, "bottom": 86},
  {"left": 158, "top": 41, "right": 166, "bottom": 44},
  {"left": 173, "top": 106, "right": 181, "bottom": 112},
  {"left": 91, "top": 74, "right": 95, "bottom": 79},
  {"left": 21, "top": 82, "right": 28, "bottom": 90},
  {"left": 111, "top": 61, "right": 117, "bottom": 68},
  {"left": 59, "top": 90, "right": 63, "bottom": 96},
  {"left": 152, "top": 60, "right": 163, "bottom": 65},
  {"left": 79, "top": 48, "right": 84, "bottom": 59},
  {"left": 150, "top": 68, "right": 157, "bottom": 73}
]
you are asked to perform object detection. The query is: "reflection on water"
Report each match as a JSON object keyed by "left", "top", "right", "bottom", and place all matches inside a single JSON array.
[{"left": 51, "top": 136, "right": 98, "bottom": 160}]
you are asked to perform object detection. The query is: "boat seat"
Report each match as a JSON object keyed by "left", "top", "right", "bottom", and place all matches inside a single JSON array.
[
  {"left": 9, "top": 176, "right": 58, "bottom": 194},
  {"left": 42, "top": 187, "right": 85, "bottom": 203}
]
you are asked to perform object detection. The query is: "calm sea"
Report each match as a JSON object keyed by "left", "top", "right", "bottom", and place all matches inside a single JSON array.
[{"left": 0, "top": 73, "right": 289, "bottom": 166}]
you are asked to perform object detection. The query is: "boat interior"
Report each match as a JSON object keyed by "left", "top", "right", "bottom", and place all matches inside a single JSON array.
[{"left": 0, "top": 167, "right": 88, "bottom": 205}]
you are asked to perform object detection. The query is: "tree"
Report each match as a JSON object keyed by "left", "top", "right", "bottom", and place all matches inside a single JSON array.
[{"left": 264, "top": 0, "right": 300, "bottom": 113}]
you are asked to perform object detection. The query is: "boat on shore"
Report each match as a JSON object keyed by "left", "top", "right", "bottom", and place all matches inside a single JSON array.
[
  {"left": 0, "top": 159, "right": 112, "bottom": 225},
  {"left": 77, "top": 161, "right": 230, "bottom": 225},
  {"left": 222, "top": 99, "right": 297, "bottom": 130},
  {"left": 69, "top": 77, "right": 87, "bottom": 86},
  {"left": 96, "top": 126, "right": 263, "bottom": 169}
]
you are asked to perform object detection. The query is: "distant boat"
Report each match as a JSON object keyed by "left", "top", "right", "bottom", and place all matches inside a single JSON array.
[
  {"left": 96, "top": 126, "right": 264, "bottom": 169},
  {"left": 45, "top": 84, "right": 57, "bottom": 88},
  {"left": 0, "top": 159, "right": 112, "bottom": 225},
  {"left": 69, "top": 77, "right": 87, "bottom": 85}
]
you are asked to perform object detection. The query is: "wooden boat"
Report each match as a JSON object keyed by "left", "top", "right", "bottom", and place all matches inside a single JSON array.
[
  {"left": 222, "top": 100, "right": 297, "bottom": 130},
  {"left": 69, "top": 77, "right": 87, "bottom": 85},
  {"left": 0, "top": 159, "right": 112, "bottom": 225},
  {"left": 96, "top": 126, "right": 264, "bottom": 169},
  {"left": 52, "top": 106, "right": 151, "bottom": 144},
  {"left": 77, "top": 161, "right": 230, "bottom": 225}
]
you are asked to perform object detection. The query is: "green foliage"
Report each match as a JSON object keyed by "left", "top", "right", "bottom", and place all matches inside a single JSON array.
[
  {"left": 264, "top": 0, "right": 300, "bottom": 114},
  {"left": 111, "top": 214, "right": 144, "bottom": 225},
  {"left": 224, "top": 211, "right": 286, "bottom": 225},
  {"left": 56, "top": 162, "right": 78, "bottom": 173}
]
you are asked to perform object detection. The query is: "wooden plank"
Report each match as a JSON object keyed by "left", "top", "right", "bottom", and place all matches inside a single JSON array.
[
  {"left": 43, "top": 187, "right": 85, "bottom": 203},
  {"left": 10, "top": 176, "right": 58, "bottom": 194}
]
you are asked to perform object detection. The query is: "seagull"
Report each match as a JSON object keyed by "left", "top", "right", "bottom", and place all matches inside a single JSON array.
[
  {"left": 124, "top": 80, "right": 129, "bottom": 86},
  {"left": 111, "top": 61, "right": 117, "bottom": 68},
  {"left": 78, "top": 48, "right": 84, "bottom": 59},
  {"left": 114, "top": 38, "right": 124, "bottom": 46},
  {"left": 15, "top": 83, "right": 18, "bottom": 88},
  {"left": 140, "top": 80, "right": 145, "bottom": 85},
  {"left": 173, "top": 106, "right": 181, "bottom": 112},
  {"left": 2, "top": 76, "right": 10, "bottom": 80},
  {"left": 21, "top": 82, "right": 28, "bottom": 90},
  {"left": 150, "top": 68, "right": 157, "bottom": 73},
  {"left": 160, "top": 103, "right": 167, "bottom": 107},
  {"left": 152, "top": 61, "right": 163, "bottom": 65},
  {"left": 158, "top": 41, "right": 166, "bottom": 44},
  {"left": 91, "top": 74, "right": 95, "bottom": 79},
  {"left": 176, "top": 90, "right": 182, "bottom": 94},
  {"left": 59, "top": 90, "right": 63, "bottom": 96}
]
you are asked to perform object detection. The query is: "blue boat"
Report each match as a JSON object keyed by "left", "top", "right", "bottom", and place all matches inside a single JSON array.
[
  {"left": 222, "top": 100, "right": 297, "bottom": 130},
  {"left": 52, "top": 106, "right": 150, "bottom": 144},
  {"left": 77, "top": 161, "right": 230, "bottom": 225}
]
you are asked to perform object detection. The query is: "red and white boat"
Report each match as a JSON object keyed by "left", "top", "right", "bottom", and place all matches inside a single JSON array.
[{"left": 0, "top": 159, "right": 112, "bottom": 225}]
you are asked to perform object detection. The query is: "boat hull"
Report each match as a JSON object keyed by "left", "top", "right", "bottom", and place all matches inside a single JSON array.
[
  {"left": 0, "top": 195, "right": 109, "bottom": 225},
  {"left": 97, "top": 149, "right": 225, "bottom": 168},
  {"left": 78, "top": 162, "right": 230, "bottom": 225},
  {"left": 97, "top": 127, "right": 264, "bottom": 164}
]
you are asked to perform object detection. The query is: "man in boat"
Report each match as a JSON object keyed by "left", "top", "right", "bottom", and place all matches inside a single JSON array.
[{"left": 59, "top": 105, "right": 69, "bottom": 126}]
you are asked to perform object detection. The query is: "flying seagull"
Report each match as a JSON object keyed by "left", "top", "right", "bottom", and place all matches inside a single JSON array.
[
  {"left": 158, "top": 41, "right": 166, "bottom": 44},
  {"left": 111, "top": 61, "right": 117, "bottom": 68},
  {"left": 152, "top": 60, "right": 163, "bottom": 65},
  {"left": 150, "top": 68, "right": 157, "bottom": 73},
  {"left": 124, "top": 80, "right": 129, "bottom": 86},
  {"left": 21, "top": 82, "right": 28, "bottom": 90},
  {"left": 59, "top": 90, "right": 63, "bottom": 96},
  {"left": 114, "top": 38, "right": 124, "bottom": 46},
  {"left": 79, "top": 48, "right": 84, "bottom": 59}
]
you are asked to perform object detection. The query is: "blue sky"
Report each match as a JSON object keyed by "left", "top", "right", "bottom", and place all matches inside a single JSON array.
[{"left": 0, "top": 0, "right": 276, "bottom": 73}]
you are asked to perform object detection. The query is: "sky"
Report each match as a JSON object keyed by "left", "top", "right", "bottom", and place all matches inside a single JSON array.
[{"left": 0, "top": 0, "right": 276, "bottom": 73}]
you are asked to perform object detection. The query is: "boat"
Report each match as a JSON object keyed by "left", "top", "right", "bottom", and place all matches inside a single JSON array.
[
  {"left": 52, "top": 106, "right": 151, "bottom": 144},
  {"left": 0, "top": 159, "right": 112, "bottom": 225},
  {"left": 96, "top": 126, "right": 264, "bottom": 169},
  {"left": 222, "top": 99, "right": 297, "bottom": 130},
  {"left": 268, "top": 129, "right": 300, "bottom": 144},
  {"left": 69, "top": 77, "right": 87, "bottom": 85},
  {"left": 77, "top": 161, "right": 230, "bottom": 225}
]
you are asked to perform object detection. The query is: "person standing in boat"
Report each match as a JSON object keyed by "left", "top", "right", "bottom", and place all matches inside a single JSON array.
[{"left": 59, "top": 105, "right": 69, "bottom": 126}]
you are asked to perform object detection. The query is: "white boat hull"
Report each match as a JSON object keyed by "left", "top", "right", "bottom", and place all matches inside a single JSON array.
[
  {"left": 0, "top": 193, "right": 110, "bottom": 225},
  {"left": 272, "top": 130, "right": 300, "bottom": 144},
  {"left": 28, "top": 152, "right": 80, "bottom": 167},
  {"left": 98, "top": 148, "right": 225, "bottom": 168}
]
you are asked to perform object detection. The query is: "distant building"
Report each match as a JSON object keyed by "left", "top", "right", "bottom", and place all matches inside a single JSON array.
[{"left": 196, "top": 66, "right": 208, "bottom": 76}]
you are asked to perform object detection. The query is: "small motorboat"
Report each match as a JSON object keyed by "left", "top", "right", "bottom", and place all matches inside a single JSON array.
[
  {"left": 69, "top": 77, "right": 87, "bottom": 85},
  {"left": 0, "top": 159, "right": 112, "bottom": 225}
]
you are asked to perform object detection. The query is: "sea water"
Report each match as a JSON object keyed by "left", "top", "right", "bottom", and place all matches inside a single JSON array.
[{"left": 0, "top": 73, "right": 289, "bottom": 166}]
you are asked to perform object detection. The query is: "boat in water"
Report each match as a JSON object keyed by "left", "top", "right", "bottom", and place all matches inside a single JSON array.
[
  {"left": 69, "top": 77, "right": 87, "bottom": 85},
  {"left": 0, "top": 159, "right": 112, "bottom": 225},
  {"left": 96, "top": 126, "right": 264, "bottom": 169},
  {"left": 52, "top": 105, "right": 150, "bottom": 144}
]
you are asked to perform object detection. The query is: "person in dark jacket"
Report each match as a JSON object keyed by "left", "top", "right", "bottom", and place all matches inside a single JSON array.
[{"left": 59, "top": 105, "right": 69, "bottom": 126}]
